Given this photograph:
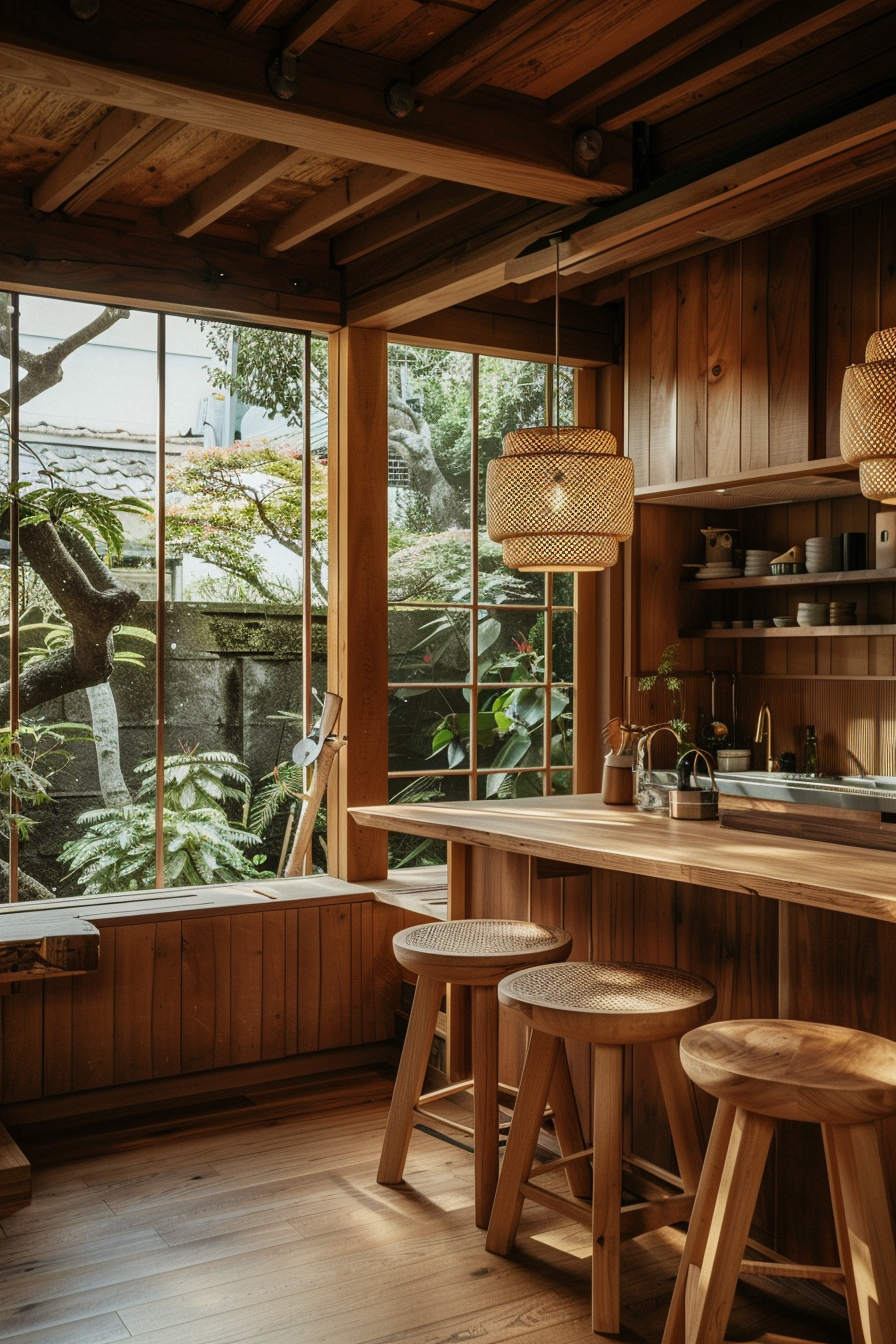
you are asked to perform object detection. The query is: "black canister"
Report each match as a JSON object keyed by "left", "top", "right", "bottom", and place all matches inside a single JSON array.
[{"left": 841, "top": 532, "right": 867, "bottom": 571}]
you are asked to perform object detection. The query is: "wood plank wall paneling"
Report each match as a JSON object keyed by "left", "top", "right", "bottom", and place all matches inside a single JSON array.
[
  {"left": 630, "top": 218, "right": 813, "bottom": 483},
  {"left": 0, "top": 900, "right": 427, "bottom": 1108}
]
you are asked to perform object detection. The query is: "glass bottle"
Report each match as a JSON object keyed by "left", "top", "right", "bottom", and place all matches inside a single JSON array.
[{"left": 804, "top": 724, "right": 818, "bottom": 777}]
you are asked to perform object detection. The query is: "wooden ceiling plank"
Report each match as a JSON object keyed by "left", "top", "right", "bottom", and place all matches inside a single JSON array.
[
  {"left": 32, "top": 107, "right": 162, "bottom": 213},
  {"left": 164, "top": 141, "right": 310, "bottom": 237},
  {"left": 225, "top": 0, "right": 281, "bottom": 35},
  {"left": 332, "top": 180, "right": 491, "bottom": 265},
  {"left": 411, "top": 0, "right": 564, "bottom": 98},
  {"left": 283, "top": 0, "right": 363, "bottom": 57},
  {"left": 593, "top": 0, "right": 888, "bottom": 131},
  {"left": 267, "top": 164, "right": 422, "bottom": 252},
  {"left": 0, "top": 0, "right": 627, "bottom": 205},
  {"left": 546, "top": 0, "right": 776, "bottom": 127}
]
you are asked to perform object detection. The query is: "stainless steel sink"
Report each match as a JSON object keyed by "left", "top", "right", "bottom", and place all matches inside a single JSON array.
[{"left": 710, "top": 770, "right": 896, "bottom": 815}]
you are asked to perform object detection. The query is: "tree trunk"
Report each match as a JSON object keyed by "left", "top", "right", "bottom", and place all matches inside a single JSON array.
[
  {"left": 0, "top": 859, "right": 55, "bottom": 903},
  {"left": 86, "top": 682, "right": 132, "bottom": 807}
]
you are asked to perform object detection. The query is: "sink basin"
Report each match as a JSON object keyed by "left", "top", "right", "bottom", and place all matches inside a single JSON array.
[{"left": 710, "top": 770, "right": 896, "bottom": 815}]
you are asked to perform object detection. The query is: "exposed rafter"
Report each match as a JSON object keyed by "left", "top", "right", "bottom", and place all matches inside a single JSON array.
[
  {"left": 411, "top": 0, "right": 561, "bottom": 98},
  {"left": 267, "top": 166, "right": 424, "bottom": 253},
  {"left": 282, "top": 0, "right": 360, "bottom": 57},
  {"left": 0, "top": 0, "right": 630, "bottom": 206},
  {"left": 32, "top": 108, "right": 162, "bottom": 213},
  {"left": 332, "top": 182, "right": 489, "bottom": 266},
  {"left": 64, "top": 120, "right": 187, "bottom": 217},
  {"left": 593, "top": 0, "right": 891, "bottom": 130},
  {"left": 164, "top": 142, "right": 311, "bottom": 238},
  {"left": 225, "top": 0, "right": 280, "bottom": 35}
]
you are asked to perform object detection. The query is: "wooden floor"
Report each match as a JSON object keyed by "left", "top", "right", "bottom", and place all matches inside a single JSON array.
[{"left": 0, "top": 1069, "right": 850, "bottom": 1344}]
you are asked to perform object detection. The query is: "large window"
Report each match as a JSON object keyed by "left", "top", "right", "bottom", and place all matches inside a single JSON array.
[
  {"left": 386, "top": 345, "right": 576, "bottom": 865},
  {"left": 1, "top": 294, "right": 326, "bottom": 900}
]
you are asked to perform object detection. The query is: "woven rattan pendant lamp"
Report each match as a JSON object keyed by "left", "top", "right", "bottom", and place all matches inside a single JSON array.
[
  {"left": 841, "top": 326, "right": 896, "bottom": 502},
  {"left": 485, "top": 239, "right": 634, "bottom": 571}
]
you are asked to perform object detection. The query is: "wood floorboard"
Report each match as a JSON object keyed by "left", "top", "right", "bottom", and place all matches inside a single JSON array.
[{"left": 0, "top": 1068, "right": 851, "bottom": 1344}]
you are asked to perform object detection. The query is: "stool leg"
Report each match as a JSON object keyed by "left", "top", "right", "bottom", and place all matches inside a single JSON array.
[
  {"left": 472, "top": 984, "right": 500, "bottom": 1229},
  {"left": 592, "top": 1043, "right": 624, "bottom": 1334},
  {"left": 823, "top": 1120, "right": 896, "bottom": 1344},
  {"left": 653, "top": 1036, "right": 706, "bottom": 1194},
  {"left": 377, "top": 975, "right": 444, "bottom": 1186},
  {"left": 547, "top": 1042, "right": 591, "bottom": 1199},
  {"left": 486, "top": 1029, "right": 560, "bottom": 1255},
  {"left": 674, "top": 1105, "right": 773, "bottom": 1344},
  {"left": 661, "top": 1099, "right": 736, "bottom": 1344}
]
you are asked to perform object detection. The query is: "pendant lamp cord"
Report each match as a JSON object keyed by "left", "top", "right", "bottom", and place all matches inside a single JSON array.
[{"left": 554, "top": 237, "right": 560, "bottom": 440}]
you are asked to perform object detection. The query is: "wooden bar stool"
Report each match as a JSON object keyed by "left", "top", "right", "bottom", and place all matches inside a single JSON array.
[
  {"left": 663, "top": 1018, "right": 896, "bottom": 1344},
  {"left": 377, "top": 918, "right": 582, "bottom": 1229},
  {"left": 486, "top": 960, "right": 717, "bottom": 1333}
]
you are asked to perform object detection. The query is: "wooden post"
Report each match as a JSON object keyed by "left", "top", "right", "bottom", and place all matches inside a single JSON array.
[
  {"left": 327, "top": 327, "right": 389, "bottom": 881},
  {"left": 573, "top": 363, "right": 626, "bottom": 792}
]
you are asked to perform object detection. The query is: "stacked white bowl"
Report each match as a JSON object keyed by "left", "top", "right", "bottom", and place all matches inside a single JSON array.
[
  {"left": 744, "top": 549, "right": 778, "bottom": 576},
  {"left": 797, "top": 601, "right": 827, "bottom": 627},
  {"left": 805, "top": 537, "right": 834, "bottom": 573},
  {"left": 694, "top": 559, "right": 742, "bottom": 579}
]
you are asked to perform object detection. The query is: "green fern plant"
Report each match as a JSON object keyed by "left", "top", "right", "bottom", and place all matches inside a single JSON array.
[{"left": 61, "top": 748, "right": 271, "bottom": 893}]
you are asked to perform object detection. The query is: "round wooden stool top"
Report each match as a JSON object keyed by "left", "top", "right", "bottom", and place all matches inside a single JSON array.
[
  {"left": 497, "top": 960, "right": 716, "bottom": 1044},
  {"left": 680, "top": 1018, "right": 896, "bottom": 1125},
  {"left": 393, "top": 919, "right": 571, "bottom": 985}
]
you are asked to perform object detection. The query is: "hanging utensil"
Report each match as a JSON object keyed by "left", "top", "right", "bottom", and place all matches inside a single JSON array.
[{"left": 701, "top": 671, "right": 729, "bottom": 748}]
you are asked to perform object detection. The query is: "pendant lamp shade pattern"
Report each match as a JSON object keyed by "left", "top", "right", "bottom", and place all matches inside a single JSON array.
[
  {"left": 841, "top": 326, "right": 896, "bottom": 503},
  {"left": 486, "top": 425, "right": 635, "bottom": 572}
]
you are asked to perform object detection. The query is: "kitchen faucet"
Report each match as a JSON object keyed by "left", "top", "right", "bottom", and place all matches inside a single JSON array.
[{"left": 754, "top": 702, "right": 774, "bottom": 773}]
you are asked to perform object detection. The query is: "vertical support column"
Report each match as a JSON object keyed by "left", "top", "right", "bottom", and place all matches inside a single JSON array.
[
  {"left": 573, "top": 364, "right": 627, "bottom": 793},
  {"left": 327, "top": 327, "right": 389, "bottom": 882}
]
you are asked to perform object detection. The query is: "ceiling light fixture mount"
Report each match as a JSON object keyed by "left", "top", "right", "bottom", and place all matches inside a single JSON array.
[
  {"left": 268, "top": 52, "right": 300, "bottom": 101},
  {"left": 485, "top": 236, "right": 634, "bottom": 572}
]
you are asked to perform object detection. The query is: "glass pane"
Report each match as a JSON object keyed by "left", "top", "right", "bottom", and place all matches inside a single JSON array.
[
  {"left": 390, "top": 685, "right": 472, "bottom": 774},
  {"left": 478, "top": 354, "right": 547, "bottom": 605},
  {"left": 388, "top": 773, "right": 469, "bottom": 869},
  {"left": 478, "top": 609, "right": 548, "bottom": 684},
  {"left": 389, "top": 605, "right": 471, "bottom": 684},
  {"left": 163, "top": 315, "right": 320, "bottom": 887},
  {"left": 476, "top": 686, "right": 546, "bottom": 780},
  {"left": 553, "top": 572, "right": 574, "bottom": 606},
  {"left": 477, "top": 769, "right": 544, "bottom": 800},
  {"left": 551, "top": 610, "right": 574, "bottom": 682},
  {"left": 14, "top": 295, "right": 157, "bottom": 900},
  {"left": 387, "top": 344, "right": 472, "bottom": 601}
]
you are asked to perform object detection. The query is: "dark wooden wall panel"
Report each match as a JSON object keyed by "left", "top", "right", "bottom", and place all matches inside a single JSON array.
[
  {"left": 767, "top": 220, "right": 812, "bottom": 466},
  {"left": 676, "top": 255, "right": 707, "bottom": 481},
  {"left": 626, "top": 274, "right": 652, "bottom": 487},
  {"left": 649, "top": 265, "right": 678, "bottom": 486},
  {"left": 706, "top": 244, "right": 741, "bottom": 479},
  {"left": 740, "top": 233, "right": 769, "bottom": 472}
]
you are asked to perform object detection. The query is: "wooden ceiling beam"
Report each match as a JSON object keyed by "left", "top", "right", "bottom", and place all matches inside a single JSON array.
[
  {"left": 504, "top": 93, "right": 896, "bottom": 288},
  {"left": 546, "top": 0, "right": 776, "bottom": 127},
  {"left": 593, "top": 0, "right": 890, "bottom": 131},
  {"left": 0, "top": 0, "right": 628, "bottom": 205},
  {"left": 345, "top": 200, "right": 585, "bottom": 328},
  {"left": 331, "top": 181, "right": 490, "bottom": 265},
  {"left": 164, "top": 142, "right": 311, "bottom": 238},
  {"left": 0, "top": 190, "right": 340, "bottom": 329},
  {"left": 225, "top": 0, "right": 280, "bottom": 34},
  {"left": 267, "top": 165, "right": 423, "bottom": 253},
  {"left": 391, "top": 295, "right": 614, "bottom": 365},
  {"left": 32, "top": 107, "right": 163, "bottom": 213},
  {"left": 64, "top": 119, "right": 187, "bottom": 216},
  {"left": 282, "top": 0, "right": 360, "bottom": 57},
  {"left": 411, "top": 0, "right": 564, "bottom": 98}
]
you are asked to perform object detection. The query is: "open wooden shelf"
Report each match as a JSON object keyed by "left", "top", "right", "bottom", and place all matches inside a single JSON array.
[
  {"left": 685, "top": 624, "right": 896, "bottom": 639},
  {"left": 682, "top": 567, "right": 896, "bottom": 591}
]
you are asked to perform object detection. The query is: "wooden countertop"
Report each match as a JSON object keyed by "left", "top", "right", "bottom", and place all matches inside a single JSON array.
[{"left": 351, "top": 794, "right": 896, "bottom": 922}]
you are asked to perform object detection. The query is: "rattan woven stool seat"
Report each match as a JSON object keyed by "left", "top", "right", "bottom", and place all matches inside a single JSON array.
[
  {"left": 498, "top": 959, "right": 717, "bottom": 1043},
  {"left": 663, "top": 1018, "right": 896, "bottom": 1344},
  {"left": 378, "top": 917, "right": 577, "bottom": 1230},
  {"left": 393, "top": 919, "right": 572, "bottom": 986},
  {"left": 680, "top": 1018, "right": 896, "bottom": 1126},
  {"left": 488, "top": 959, "right": 717, "bottom": 1334}
]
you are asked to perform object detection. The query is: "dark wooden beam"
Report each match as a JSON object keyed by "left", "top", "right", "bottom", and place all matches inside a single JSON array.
[
  {"left": 225, "top": 0, "right": 281, "bottom": 34},
  {"left": 32, "top": 107, "right": 162, "bottom": 213},
  {"left": 546, "top": 0, "right": 776, "bottom": 127},
  {"left": 391, "top": 294, "right": 615, "bottom": 364},
  {"left": 282, "top": 0, "right": 360, "bottom": 57},
  {"left": 0, "top": 191, "right": 340, "bottom": 329},
  {"left": 411, "top": 0, "right": 562, "bottom": 98},
  {"left": 331, "top": 182, "right": 490, "bottom": 265},
  {"left": 0, "top": 0, "right": 630, "bottom": 206},
  {"left": 593, "top": 0, "right": 891, "bottom": 131}
]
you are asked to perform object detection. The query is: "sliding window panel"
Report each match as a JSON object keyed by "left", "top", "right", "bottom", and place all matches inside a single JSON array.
[{"left": 14, "top": 295, "right": 157, "bottom": 900}]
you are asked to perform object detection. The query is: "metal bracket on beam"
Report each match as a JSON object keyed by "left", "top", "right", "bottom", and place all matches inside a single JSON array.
[
  {"left": 66, "top": 0, "right": 100, "bottom": 18},
  {"left": 268, "top": 49, "right": 300, "bottom": 101},
  {"left": 572, "top": 126, "right": 603, "bottom": 177}
]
